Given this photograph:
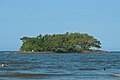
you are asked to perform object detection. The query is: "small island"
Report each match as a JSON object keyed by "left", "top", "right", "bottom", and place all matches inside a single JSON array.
[{"left": 17, "top": 32, "right": 104, "bottom": 53}]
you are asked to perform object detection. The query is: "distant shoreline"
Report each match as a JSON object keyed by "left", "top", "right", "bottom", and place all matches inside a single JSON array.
[{"left": 10, "top": 50, "right": 111, "bottom": 54}]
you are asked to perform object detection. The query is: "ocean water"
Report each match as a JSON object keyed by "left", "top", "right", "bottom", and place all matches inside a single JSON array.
[{"left": 0, "top": 51, "right": 120, "bottom": 80}]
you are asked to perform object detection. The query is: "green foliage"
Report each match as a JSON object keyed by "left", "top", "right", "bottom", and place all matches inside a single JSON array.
[{"left": 20, "top": 32, "right": 101, "bottom": 53}]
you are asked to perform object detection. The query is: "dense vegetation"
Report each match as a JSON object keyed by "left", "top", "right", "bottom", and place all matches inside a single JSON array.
[{"left": 20, "top": 32, "right": 101, "bottom": 53}]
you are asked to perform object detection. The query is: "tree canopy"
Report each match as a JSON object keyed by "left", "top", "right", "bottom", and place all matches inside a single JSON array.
[{"left": 20, "top": 32, "right": 101, "bottom": 53}]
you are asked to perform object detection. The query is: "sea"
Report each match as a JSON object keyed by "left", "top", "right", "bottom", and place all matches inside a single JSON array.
[{"left": 0, "top": 51, "right": 120, "bottom": 80}]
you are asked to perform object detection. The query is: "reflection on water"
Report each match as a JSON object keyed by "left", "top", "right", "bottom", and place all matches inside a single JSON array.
[{"left": 0, "top": 52, "right": 120, "bottom": 80}]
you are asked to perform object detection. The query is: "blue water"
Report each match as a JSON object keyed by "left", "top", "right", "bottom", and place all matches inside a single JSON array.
[{"left": 0, "top": 51, "right": 120, "bottom": 80}]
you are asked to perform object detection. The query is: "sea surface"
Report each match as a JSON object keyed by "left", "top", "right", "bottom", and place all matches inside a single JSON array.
[{"left": 0, "top": 51, "right": 120, "bottom": 80}]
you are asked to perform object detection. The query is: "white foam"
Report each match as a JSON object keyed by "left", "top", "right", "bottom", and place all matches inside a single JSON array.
[{"left": 113, "top": 74, "right": 120, "bottom": 77}]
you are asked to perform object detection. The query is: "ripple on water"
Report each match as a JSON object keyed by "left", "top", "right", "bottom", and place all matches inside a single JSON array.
[
  {"left": 78, "top": 68, "right": 98, "bottom": 70},
  {"left": 0, "top": 73, "right": 74, "bottom": 78}
]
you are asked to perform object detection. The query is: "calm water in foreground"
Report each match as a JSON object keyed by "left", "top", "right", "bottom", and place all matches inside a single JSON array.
[{"left": 0, "top": 51, "right": 120, "bottom": 80}]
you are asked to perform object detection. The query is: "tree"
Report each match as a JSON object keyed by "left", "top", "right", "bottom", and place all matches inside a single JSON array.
[{"left": 20, "top": 32, "right": 101, "bottom": 53}]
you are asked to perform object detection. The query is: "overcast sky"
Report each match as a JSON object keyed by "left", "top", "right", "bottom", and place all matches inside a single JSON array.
[{"left": 0, "top": 0, "right": 120, "bottom": 51}]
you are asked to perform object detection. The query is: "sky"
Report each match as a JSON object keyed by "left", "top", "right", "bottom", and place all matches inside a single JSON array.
[{"left": 0, "top": 0, "right": 120, "bottom": 51}]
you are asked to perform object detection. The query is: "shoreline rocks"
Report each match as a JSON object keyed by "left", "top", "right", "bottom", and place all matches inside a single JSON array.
[{"left": 10, "top": 50, "right": 111, "bottom": 54}]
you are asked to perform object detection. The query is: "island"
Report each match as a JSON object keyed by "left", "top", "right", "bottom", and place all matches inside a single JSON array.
[{"left": 16, "top": 32, "right": 105, "bottom": 54}]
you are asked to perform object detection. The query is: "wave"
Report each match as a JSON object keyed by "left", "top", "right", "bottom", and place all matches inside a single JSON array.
[
  {"left": 112, "top": 74, "right": 120, "bottom": 77},
  {"left": 79, "top": 68, "right": 98, "bottom": 70},
  {"left": 0, "top": 73, "right": 72, "bottom": 78}
]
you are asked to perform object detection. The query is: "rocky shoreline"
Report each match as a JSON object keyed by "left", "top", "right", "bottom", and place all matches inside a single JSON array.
[{"left": 10, "top": 50, "right": 111, "bottom": 54}]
